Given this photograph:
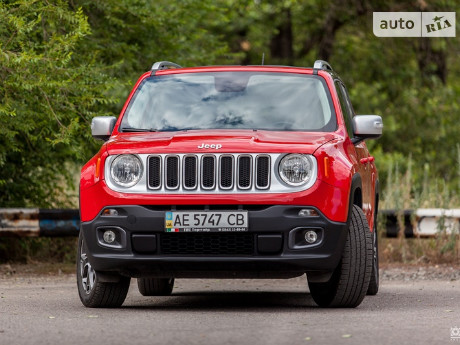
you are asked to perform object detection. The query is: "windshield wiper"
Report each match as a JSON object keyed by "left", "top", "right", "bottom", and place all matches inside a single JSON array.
[{"left": 120, "top": 127, "right": 157, "bottom": 132}]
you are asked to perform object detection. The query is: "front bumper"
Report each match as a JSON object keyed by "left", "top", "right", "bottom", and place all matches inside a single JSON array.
[{"left": 81, "top": 205, "right": 348, "bottom": 278}]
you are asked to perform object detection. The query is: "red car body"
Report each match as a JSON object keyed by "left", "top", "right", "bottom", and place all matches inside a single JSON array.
[
  {"left": 77, "top": 62, "right": 382, "bottom": 308},
  {"left": 81, "top": 66, "right": 378, "bottom": 226}
]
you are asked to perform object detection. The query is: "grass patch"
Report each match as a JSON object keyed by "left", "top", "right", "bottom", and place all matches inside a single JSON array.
[
  {"left": 380, "top": 237, "right": 459, "bottom": 264},
  {"left": 1, "top": 262, "right": 75, "bottom": 276},
  {"left": 0, "top": 237, "right": 77, "bottom": 265},
  {"left": 380, "top": 156, "right": 460, "bottom": 265}
]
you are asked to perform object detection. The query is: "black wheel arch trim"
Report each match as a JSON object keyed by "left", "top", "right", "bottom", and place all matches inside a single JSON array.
[
  {"left": 374, "top": 179, "right": 380, "bottom": 232},
  {"left": 347, "top": 173, "right": 362, "bottom": 225},
  {"left": 375, "top": 179, "right": 380, "bottom": 215}
]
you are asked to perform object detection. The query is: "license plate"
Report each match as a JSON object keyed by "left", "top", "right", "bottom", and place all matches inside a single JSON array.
[{"left": 165, "top": 211, "right": 248, "bottom": 233}]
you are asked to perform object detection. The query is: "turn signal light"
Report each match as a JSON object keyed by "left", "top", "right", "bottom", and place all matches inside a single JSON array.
[
  {"left": 102, "top": 208, "right": 119, "bottom": 216},
  {"left": 298, "top": 209, "right": 319, "bottom": 217}
]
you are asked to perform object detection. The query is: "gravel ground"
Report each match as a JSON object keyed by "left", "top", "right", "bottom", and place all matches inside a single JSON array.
[
  {"left": 0, "top": 263, "right": 459, "bottom": 345},
  {"left": 380, "top": 263, "right": 460, "bottom": 281}
]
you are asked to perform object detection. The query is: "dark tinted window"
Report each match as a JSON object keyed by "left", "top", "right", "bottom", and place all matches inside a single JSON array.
[{"left": 335, "top": 81, "right": 354, "bottom": 138}]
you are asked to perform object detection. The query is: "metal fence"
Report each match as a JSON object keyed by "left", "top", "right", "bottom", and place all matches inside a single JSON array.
[
  {"left": 0, "top": 208, "right": 459, "bottom": 238},
  {"left": 0, "top": 208, "right": 79, "bottom": 237}
]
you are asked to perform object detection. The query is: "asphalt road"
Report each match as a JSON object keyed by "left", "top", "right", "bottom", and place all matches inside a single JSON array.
[{"left": 0, "top": 270, "right": 459, "bottom": 345}]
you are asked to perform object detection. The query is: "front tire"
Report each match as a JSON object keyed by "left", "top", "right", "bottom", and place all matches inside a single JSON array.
[
  {"left": 77, "top": 232, "right": 130, "bottom": 308},
  {"left": 308, "top": 205, "right": 373, "bottom": 308},
  {"left": 137, "top": 278, "right": 174, "bottom": 296},
  {"left": 367, "top": 221, "right": 379, "bottom": 295}
]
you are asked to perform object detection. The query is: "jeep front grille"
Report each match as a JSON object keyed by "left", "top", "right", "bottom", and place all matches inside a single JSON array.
[
  {"left": 105, "top": 153, "right": 318, "bottom": 194},
  {"left": 147, "top": 154, "right": 270, "bottom": 192}
]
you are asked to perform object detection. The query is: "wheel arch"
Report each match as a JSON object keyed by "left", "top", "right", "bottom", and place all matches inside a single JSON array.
[
  {"left": 347, "top": 173, "right": 363, "bottom": 224},
  {"left": 374, "top": 179, "right": 380, "bottom": 231}
]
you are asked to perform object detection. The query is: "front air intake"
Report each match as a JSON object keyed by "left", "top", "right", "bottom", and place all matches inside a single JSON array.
[{"left": 146, "top": 153, "right": 274, "bottom": 192}]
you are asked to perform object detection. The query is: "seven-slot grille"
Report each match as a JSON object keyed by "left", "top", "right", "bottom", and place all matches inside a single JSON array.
[{"left": 148, "top": 154, "right": 270, "bottom": 192}]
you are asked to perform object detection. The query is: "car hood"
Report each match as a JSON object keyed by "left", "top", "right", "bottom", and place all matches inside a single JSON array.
[{"left": 105, "top": 129, "right": 337, "bottom": 155}]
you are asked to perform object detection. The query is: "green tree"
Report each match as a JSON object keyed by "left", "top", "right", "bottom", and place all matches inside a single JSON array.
[
  {"left": 218, "top": 0, "right": 460, "bottom": 192},
  {"left": 0, "top": 0, "right": 234, "bottom": 207},
  {"left": 1, "top": 0, "right": 459, "bottom": 208},
  {"left": 0, "top": 0, "right": 116, "bottom": 207},
  {"left": 71, "top": 0, "right": 236, "bottom": 110}
]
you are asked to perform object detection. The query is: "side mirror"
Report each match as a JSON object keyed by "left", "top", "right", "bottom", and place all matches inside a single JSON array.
[
  {"left": 91, "top": 116, "right": 117, "bottom": 141},
  {"left": 352, "top": 115, "right": 383, "bottom": 144}
]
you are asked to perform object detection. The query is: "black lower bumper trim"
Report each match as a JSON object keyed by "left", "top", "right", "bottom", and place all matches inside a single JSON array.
[{"left": 81, "top": 205, "right": 348, "bottom": 278}]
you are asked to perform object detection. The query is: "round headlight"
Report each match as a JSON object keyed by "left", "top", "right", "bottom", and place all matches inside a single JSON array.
[
  {"left": 110, "top": 155, "right": 143, "bottom": 187},
  {"left": 279, "top": 154, "right": 314, "bottom": 186}
]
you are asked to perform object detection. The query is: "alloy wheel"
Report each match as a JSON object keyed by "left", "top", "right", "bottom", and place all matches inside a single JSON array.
[{"left": 80, "top": 240, "right": 96, "bottom": 295}]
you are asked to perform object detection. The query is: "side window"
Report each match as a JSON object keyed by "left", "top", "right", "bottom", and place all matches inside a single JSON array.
[
  {"left": 340, "top": 83, "right": 356, "bottom": 117},
  {"left": 335, "top": 81, "right": 354, "bottom": 138}
]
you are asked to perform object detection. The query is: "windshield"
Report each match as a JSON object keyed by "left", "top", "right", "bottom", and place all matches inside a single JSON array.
[{"left": 120, "top": 72, "right": 336, "bottom": 132}]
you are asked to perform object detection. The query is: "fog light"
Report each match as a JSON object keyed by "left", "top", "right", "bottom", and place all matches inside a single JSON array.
[
  {"left": 103, "top": 230, "right": 116, "bottom": 244},
  {"left": 298, "top": 209, "right": 319, "bottom": 217},
  {"left": 305, "top": 230, "right": 318, "bottom": 244}
]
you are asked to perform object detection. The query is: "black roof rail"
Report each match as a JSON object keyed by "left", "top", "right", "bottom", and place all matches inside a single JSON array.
[
  {"left": 151, "top": 61, "right": 182, "bottom": 71},
  {"left": 313, "top": 60, "right": 333, "bottom": 71}
]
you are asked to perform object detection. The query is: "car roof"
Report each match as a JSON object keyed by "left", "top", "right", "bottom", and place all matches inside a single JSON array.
[{"left": 150, "top": 60, "right": 338, "bottom": 78}]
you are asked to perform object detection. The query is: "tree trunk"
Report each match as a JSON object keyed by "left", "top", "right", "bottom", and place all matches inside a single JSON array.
[
  {"left": 270, "top": 8, "right": 294, "bottom": 64},
  {"left": 417, "top": 38, "right": 447, "bottom": 84}
]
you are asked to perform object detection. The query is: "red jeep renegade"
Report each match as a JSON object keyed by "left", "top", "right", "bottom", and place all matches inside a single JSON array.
[{"left": 78, "top": 60, "right": 383, "bottom": 308}]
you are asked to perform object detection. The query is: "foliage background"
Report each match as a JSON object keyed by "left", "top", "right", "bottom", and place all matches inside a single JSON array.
[{"left": 1, "top": 0, "right": 459, "bottom": 209}]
